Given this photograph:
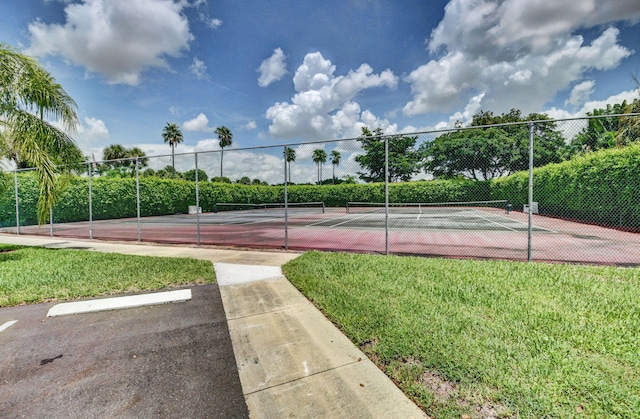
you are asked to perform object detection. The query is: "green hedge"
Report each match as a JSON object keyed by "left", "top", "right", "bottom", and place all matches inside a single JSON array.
[
  {"left": 491, "top": 143, "right": 640, "bottom": 229},
  {"left": 0, "top": 176, "right": 487, "bottom": 226},
  {"left": 3, "top": 145, "right": 638, "bottom": 230}
]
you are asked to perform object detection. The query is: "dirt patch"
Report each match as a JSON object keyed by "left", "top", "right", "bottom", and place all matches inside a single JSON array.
[
  {"left": 383, "top": 356, "right": 513, "bottom": 418},
  {"left": 421, "top": 370, "right": 457, "bottom": 403}
]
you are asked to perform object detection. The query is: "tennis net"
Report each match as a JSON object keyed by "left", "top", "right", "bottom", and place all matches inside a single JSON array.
[
  {"left": 346, "top": 200, "right": 510, "bottom": 214},
  {"left": 213, "top": 201, "right": 326, "bottom": 214}
]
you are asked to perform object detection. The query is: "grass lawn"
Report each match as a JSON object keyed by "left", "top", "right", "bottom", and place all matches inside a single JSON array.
[
  {"left": 0, "top": 244, "right": 215, "bottom": 307},
  {"left": 283, "top": 251, "right": 640, "bottom": 418}
]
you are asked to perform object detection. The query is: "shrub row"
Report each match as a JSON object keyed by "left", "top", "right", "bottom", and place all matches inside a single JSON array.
[
  {"left": 491, "top": 143, "right": 640, "bottom": 229},
  {"left": 0, "top": 176, "right": 487, "bottom": 226},
  {"left": 3, "top": 143, "right": 637, "bottom": 229}
]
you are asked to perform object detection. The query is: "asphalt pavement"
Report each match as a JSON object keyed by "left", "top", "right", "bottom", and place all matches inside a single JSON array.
[{"left": 0, "top": 284, "right": 248, "bottom": 418}]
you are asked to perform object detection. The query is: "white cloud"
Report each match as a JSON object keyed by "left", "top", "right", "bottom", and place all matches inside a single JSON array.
[
  {"left": 244, "top": 121, "right": 257, "bottom": 130},
  {"left": 257, "top": 48, "right": 288, "bottom": 87},
  {"left": 190, "top": 57, "right": 208, "bottom": 80},
  {"left": 405, "top": 0, "right": 637, "bottom": 116},
  {"left": 26, "top": 0, "right": 194, "bottom": 85},
  {"left": 57, "top": 116, "right": 109, "bottom": 155},
  {"left": 266, "top": 52, "right": 398, "bottom": 141},
  {"left": 183, "top": 113, "right": 214, "bottom": 132},
  {"left": 546, "top": 88, "right": 639, "bottom": 119},
  {"left": 565, "top": 80, "right": 595, "bottom": 107},
  {"left": 78, "top": 117, "right": 109, "bottom": 141},
  {"left": 209, "top": 18, "right": 223, "bottom": 29}
]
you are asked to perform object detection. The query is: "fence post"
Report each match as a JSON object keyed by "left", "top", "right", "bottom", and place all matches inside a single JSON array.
[
  {"left": 88, "top": 162, "right": 93, "bottom": 240},
  {"left": 385, "top": 137, "right": 389, "bottom": 255},
  {"left": 284, "top": 146, "right": 289, "bottom": 250},
  {"left": 13, "top": 170, "right": 20, "bottom": 235},
  {"left": 195, "top": 152, "right": 201, "bottom": 246},
  {"left": 527, "top": 122, "right": 534, "bottom": 262},
  {"left": 136, "top": 158, "right": 141, "bottom": 242}
]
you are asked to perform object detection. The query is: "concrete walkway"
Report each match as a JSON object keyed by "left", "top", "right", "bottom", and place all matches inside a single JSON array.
[{"left": 0, "top": 234, "right": 426, "bottom": 418}]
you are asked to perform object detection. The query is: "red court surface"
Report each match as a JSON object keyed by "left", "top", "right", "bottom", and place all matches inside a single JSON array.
[{"left": 3, "top": 207, "right": 640, "bottom": 266}]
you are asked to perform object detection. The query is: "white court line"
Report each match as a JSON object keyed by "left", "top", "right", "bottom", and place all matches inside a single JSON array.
[
  {"left": 467, "top": 210, "right": 557, "bottom": 233},
  {"left": 310, "top": 212, "right": 378, "bottom": 228},
  {"left": 0, "top": 320, "right": 18, "bottom": 333}
]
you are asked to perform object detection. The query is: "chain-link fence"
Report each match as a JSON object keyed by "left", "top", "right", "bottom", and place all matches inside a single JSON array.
[{"left": 2, "top": 114, "right": 639, "bottom": 265}]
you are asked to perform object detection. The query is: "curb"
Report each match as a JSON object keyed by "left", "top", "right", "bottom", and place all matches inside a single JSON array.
[{"left": 46, "top": 289, "right": 192, "bottom": 317}]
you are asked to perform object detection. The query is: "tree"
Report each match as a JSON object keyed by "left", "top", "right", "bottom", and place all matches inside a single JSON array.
[
  {"left": 102, "top": 144, "right": 128, "bottom": 167},
  {"left": 422, "top": 128, "right": 513, "bottom": 180},
  {"left": 183, "top": 169, "right": 208, "bottom": 182},
  {"left": 211, "top": 176, "right": 231, "bottom": 183},
  {"left": 160, "top": 165, "right": 181, "bottom": 179},
  {"left": 128, "top": 146, "right": 148, "bottom": 167},
  {"left": 236, "top": 176, "right": 251, "bottom": 185},
  {"left": 0, "top": 43, "right": 80, "bottom": 223},
  {"left": 102, "top": 144, "right": 147, "bottom": 171},
  {"left": 421, "top": 109, "right": 565, "bottom": 180},
  {"left": 312, "top": 148, "right": 327, "bottom": 184},
  {"left": 569, "top": 96, "right": 640, "bottom": 154},
  {"left": 355, "top": 127, "right": 421, "bottom": 182},
  {"left": 331, "top": 150, "right": 341, "bottom": 184},
  {"left": 284, "top": 146, "right": 296, "bottom": 183},
  {"left": 469, "top": 109, "right": 565, "bottom": 172},
  {"left": 162, "top": 122, "right": 183, "bottom": 171},
  {"left": 215, "top": 125, "right": 233, "bottom": 179}
]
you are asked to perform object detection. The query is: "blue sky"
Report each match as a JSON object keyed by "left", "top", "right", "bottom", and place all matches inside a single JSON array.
[{"left": 2, "top": 0, "right": 640, "bottom": 182}]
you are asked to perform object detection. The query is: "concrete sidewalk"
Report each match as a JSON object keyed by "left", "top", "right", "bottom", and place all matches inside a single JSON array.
[{"left": 0, "top": 234, "right": 426, "bottom": 418}]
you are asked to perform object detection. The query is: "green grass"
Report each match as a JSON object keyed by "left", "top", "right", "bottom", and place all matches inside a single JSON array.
[
  {"left": 0, "top": 246, "right": 215, "bottom": 307},
  {"left": 283, "top": 252, "right": 640, "bottom": 418}
]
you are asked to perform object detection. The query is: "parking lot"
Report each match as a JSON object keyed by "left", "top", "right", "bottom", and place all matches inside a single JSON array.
[{"left": 0, "top": 284, "right": 248, "bottom": 419}]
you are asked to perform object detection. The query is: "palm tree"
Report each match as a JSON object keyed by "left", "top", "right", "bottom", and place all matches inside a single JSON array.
[
  {"left": 0, "top": 43, "right": 79, "bottom": 224},
  {"left": 215, "top": 126, "right": 233, "bottom": 178},
  {"left": 331, "top": 150, "right": 341, "bottom": 184},
  {"left": 312, "top": 148, "right": 327, "bottom": 185},
  {"left": 102, "top": 144, "right": 128, "bottom": 167},
  {"left": 162, "top": 122, "right": 183, "bottom": 170},
  {"left": 127, "top": 146, "right": 148, "bottom": 167},
  {"left": 284, "top": 146, "right": 296, "bottom": 183}
]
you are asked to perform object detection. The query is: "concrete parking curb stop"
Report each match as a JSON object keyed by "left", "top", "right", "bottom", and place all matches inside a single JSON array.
[{"left": 46, "top": 289, "right": 192, "bottom": 317}]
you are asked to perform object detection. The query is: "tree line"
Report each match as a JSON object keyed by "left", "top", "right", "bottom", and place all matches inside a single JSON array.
[{"left": 355, "top": 100, "right": 640, "bottom": 183}]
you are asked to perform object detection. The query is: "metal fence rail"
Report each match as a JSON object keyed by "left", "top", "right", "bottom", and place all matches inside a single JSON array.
[{"left": 2, "top": 114, "right": 639, "bottom": 266}]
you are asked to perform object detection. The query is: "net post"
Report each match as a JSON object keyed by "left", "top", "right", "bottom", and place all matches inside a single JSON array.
[
  {"left": 14, "top": 170, "right": 20, "bottom": 235},
  {"left": 284, "top": 146, "right": 289, "bottom": 250},
  {"left": 195, "top": 152, "right": 201, "bottom": 246},
  {"left": 88, "top": 162, "right": 93, "bottom": 240},
  {"left": 136, "top": 158, "right": 141, "bottom": 242},
  {"left": 384, "top": 136, "right": 389, "bottom": 255},
  {"left": 321, "top": 201, "right": 325, "bottom": 213},
  {"left": 527, "top": 122, "right": 534, "bottom": 262}
]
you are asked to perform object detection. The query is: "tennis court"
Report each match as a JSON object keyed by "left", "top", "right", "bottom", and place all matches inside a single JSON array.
[{"left": 5, "top": 199, "right": 640, "bottom": 266}]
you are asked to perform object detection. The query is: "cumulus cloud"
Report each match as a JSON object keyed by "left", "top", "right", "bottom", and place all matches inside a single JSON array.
[
  {"left": 26, "top": 0, "right": 193, "bottom": 85},
  {"left": 266, "top": 52, "right": 398, "bottom": 141},
  {"left": 77, "top": 117, "right": 110, "bottom": 141},
  {"left": 405, "top": 0, "right": 637, "bottom": 116},
  {"left": 257, "top": 48, "right": 288, "bottom": 87},
  {"left": 546, "top": 88, "right": 639, "bottom": 120},
  {"left": 209, "top": 18, "right": 223, "bottom": 29},
  {"left": 565, "top": 80, "right": 595, "bottom": 107},
  {"left": 190, "top": 57, "right": 209, "bottom": 80},
  {"left": 244, "top": 121, "right": 257, "bottom": 130},
  {"left": 183, "top": 113, "right": 214, "bottom": 132}
]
